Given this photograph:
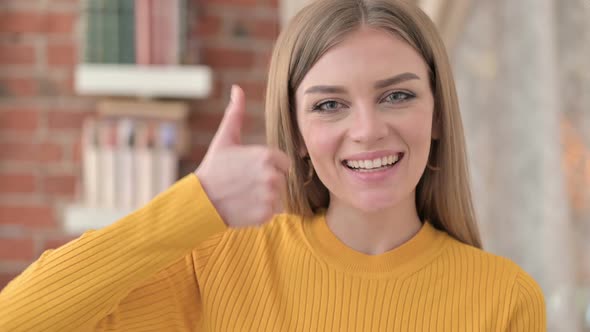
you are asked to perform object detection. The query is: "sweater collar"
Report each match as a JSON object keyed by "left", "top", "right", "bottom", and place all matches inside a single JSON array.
[{"left": 302, "top": 210, "right": 449, "bottom": 276}]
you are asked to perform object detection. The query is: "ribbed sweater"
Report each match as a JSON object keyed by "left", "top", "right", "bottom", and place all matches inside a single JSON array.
[{"left": 0, "top": 174, "right": 546, "bottom": 331}]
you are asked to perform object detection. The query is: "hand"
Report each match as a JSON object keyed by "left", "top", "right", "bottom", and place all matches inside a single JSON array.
[{"left": 195, "top": 85, "right": 290, "bottom": 228}]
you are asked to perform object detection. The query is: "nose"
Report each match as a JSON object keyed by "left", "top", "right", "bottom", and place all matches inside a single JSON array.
[{"left": 348, "top": 104, "right": 388, "bottom": 144}]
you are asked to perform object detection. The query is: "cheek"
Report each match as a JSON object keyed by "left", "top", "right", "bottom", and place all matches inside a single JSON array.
[
  {"left": 300, "top": 121, "right": 342, "bottom": 160},
  {"left": 400, "top": 112, "right": 434, "bottom": 163},
  {"left": 409, "top": 118, "right": 433, "bottom": 145}
]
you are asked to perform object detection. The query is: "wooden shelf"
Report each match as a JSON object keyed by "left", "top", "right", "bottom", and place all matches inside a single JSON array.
[
  {"left": 74, "top": 64, "right": 213, "bottom": 99},
  {"left": 63, "top": 204, "right": 134, "bottom": 235},
  {"left": 96, "top": 99, "right": 189, "bottom": 121}
]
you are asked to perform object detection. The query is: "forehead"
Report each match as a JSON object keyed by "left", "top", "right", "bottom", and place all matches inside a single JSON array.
[{"left": 296, "top": 27, "right": 429, "bottom": 93}]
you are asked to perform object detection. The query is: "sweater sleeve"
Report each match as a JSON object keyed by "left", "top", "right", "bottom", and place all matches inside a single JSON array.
[
  {"left": 0, "top": 174, "right": 227, "bottom": 332},
  {"left": 506, "top": 270, "right": 547, "bottom": 332}
]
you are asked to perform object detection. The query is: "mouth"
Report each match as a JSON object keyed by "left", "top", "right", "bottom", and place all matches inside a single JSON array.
[{"left": 341, "top": 153, "right": 404, "bottom": 173}]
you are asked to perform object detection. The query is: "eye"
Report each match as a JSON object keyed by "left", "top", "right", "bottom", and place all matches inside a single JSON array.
[
  {"left": 311, "top": 100, "right": 344, "bottom": 112},
  {"left": 383, "top": 91, "right": 415, "bottom": 104}
]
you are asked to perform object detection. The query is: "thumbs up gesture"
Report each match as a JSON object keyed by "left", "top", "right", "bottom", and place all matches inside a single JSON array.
[{"left": 195, "top": 85, "right": 291, "bottom": 228}]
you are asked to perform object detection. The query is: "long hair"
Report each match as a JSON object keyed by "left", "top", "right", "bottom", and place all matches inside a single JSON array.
[{"left": 265, "top": 0, "right": 482, "bottom": 248}]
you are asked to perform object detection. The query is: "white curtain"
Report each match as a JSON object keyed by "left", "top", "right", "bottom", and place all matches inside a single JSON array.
[{"left": 453, "top": 0, "right": 583, "bottom": 330}]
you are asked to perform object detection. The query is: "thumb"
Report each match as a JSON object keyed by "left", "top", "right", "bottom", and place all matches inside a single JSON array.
[{"left": 211, "top": 85, "right": 246, "bottom": 148}]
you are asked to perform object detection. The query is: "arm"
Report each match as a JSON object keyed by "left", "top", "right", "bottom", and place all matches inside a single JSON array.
[
  {"left": 1, "top": 84, "right": 288, "bottom": 331},
  {"left": 0, "top": 174, "right": 227, "bottom": 332},
  {"left": 506, "top": 270, "right": 547, "bottom": 331},
  {"left": 94, "top": 251, "right": 208, "bottom": 331}
]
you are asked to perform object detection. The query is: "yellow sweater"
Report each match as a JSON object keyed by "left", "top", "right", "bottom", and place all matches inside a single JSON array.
[{"left": 0, "top": 175, "right": 546, "bottom": 331}]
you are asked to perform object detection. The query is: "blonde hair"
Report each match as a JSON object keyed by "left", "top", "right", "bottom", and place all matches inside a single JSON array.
[{"left": 265, "top": 0, "right": 482, "bottom": 248}]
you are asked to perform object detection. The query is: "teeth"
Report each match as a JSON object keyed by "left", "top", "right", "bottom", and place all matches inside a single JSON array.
[{"left": 345, "top": 154, "right": 400, "bottom": 170}]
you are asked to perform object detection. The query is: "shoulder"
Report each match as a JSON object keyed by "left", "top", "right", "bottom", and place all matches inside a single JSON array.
[
  {"left": 190, "top": 213, "right": 307, "bottom": 269},
  {"left": 438, "top": 236, "right": 546, "bottom": 330},
  {"left": 494, "top": 252, "right": 547, "bottom": 331},
  {"left": 195, "top": 213, "right": 305, "bottom": 244},
  {"left": 440, "top": 234, "right": 533, "bottom": 281},
  {"left": 218, "top": 213, "right": 306, "bottom": 244},
  {"left": 442, "top": 236, "right": 544, "bottom": 293}
]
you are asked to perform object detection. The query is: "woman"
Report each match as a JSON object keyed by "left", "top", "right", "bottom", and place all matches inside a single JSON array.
[{"left": 0, "top": 0, "right": 545, "bottom": 331}]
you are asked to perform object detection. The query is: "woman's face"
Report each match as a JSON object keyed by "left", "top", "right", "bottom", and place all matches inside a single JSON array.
[{"left": 295, "top": 27, "right": 435, "bottom": 213}]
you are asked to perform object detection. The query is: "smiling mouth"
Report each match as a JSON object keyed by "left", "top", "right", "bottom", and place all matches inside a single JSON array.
[{"left": 342, "top": 153, "right": 404, "bottom": 172}]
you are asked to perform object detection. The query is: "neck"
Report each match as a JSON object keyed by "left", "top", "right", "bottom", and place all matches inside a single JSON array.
[{"left": 325, "top": 194, "right": 423, "bottom": 256}]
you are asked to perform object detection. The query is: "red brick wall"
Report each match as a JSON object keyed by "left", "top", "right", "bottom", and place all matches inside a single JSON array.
[{"left": 0, "top": 0, "right": 279, "bottom": 290}]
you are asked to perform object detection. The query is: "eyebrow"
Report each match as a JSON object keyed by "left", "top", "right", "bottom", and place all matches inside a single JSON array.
[
  {"left": 304, "top": 72, "right": 421, "bottom": 94},
  {"left": 374, "top": 72, "right": 420, "bottom": 89}
]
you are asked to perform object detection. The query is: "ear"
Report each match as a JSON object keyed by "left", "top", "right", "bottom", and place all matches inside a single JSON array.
[
  {"left": 290, "top": 103, "right": 308, "bottom": 158},
  {"left": 298, "top": 143, "right": 308, "bottom": 158},
  {"left": 294, "top": 126, "right": 308, "bottom": 158},
  {"left": 431, "top": 113, "right": 441, "bottom": 140}
]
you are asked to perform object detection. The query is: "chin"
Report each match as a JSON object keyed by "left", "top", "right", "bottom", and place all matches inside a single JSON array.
[{"left": 347, "top": 192, "right": 402, "bottom": 213}]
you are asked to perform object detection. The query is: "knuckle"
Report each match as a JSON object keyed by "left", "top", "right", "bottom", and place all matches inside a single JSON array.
[
  {"left": 262, "top": 193, "right": 275, "bottom": 207},
  {"left": 260, "top": 149, "right": 274, "bottom": 164},
  {"left": 257, "top": 206, "right": 273, "bottom": 222},
  {"left": 265, "top": 172, "right": 279, "bottom": 188}
]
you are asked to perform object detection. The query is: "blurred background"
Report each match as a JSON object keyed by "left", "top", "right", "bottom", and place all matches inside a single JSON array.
[{"left": 0, "top": 0, "right": 588, "bottom": 331}]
